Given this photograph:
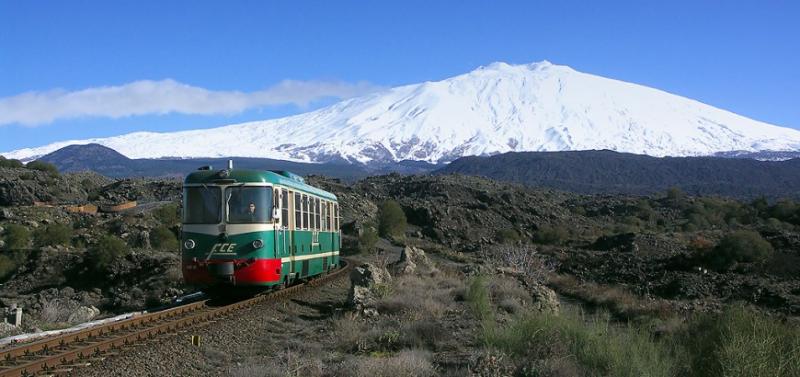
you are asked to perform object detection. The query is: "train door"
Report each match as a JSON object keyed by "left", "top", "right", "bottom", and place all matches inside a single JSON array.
[
  {"left": 293, "top": 192, "right": 302, "bottom": 277},
  {"left": 278, "top": 188, "right": 289, "bottom": 258},
  {"left": 329, "top": 202, "right": 335, "bottom": 252}
]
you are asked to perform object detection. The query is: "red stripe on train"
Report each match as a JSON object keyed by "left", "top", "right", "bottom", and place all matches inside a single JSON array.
[{"left": 182, "top": 258, "right": 282, "bottom": 285}]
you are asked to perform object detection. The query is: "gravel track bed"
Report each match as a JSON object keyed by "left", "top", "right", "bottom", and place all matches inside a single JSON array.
[{"left": 77, "top": 276, "right": 352, "bottom": 377}]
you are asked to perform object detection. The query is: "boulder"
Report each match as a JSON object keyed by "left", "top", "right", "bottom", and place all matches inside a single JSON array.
[
  {"left": 347, "top": 263, "right": 392, "bottom": 317},
  {"left": 395, "top": 246, "right": 435, "bottom": 275},
  {"left": 67, "top": 305, "right": 100, "bottom": 324},
  {"left": 528, "top": 282, "right": 560, "bottom": 313}
]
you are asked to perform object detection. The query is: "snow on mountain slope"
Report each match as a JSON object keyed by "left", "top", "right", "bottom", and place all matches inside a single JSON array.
[{"left": 6, "top": 61, "right": 800, "bottom": 163}]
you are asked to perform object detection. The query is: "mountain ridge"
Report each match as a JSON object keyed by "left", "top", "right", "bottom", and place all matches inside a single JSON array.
[
  {"left": 5, "top": 61, "right": 800, "bottom": 163},
  {"left": 20, "top": 144, "right": 800, "bottom": 199},
  {"left": 438, "top": 150, "right": 800, "bottom": 199}
]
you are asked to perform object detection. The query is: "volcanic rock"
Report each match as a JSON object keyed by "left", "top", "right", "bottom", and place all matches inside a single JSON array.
[{"left": 347, "top": 263, "right": 392, "bottom": 317}]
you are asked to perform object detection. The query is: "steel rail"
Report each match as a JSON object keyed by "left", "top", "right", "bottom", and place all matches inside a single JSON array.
[{"left": 0, "top": 259, "right": 351, "bottom": 377}]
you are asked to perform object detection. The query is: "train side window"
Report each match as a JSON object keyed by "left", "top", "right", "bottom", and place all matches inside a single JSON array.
[
  {"left": 313, "top": 197, "right": 319, "bottom": 231},
  {"left": 321, "top": 200, "right": 328, "bottom": 231},
  {"left": 294, "top": 192, "right": 301, "bottom": 229},
  {"left": 327, "top": 202, "right": 332, "bottom": 231},
  {"left": 310, "top": 196, "right": 314, "bottom": 230},
  {"left": 315, "top": 198, "right": 321, "bottom": 231},
  {"left": 334, "top": 203, "right": 340, "bottom": 230},
  {"left": 302, "top": 194, "right": 309, "bottom": 230},
  {"left": 281, "top": 189, "right": 289, "bottom": 228}
]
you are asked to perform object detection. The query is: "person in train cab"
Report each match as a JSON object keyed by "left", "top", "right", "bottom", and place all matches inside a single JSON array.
[{"left": 247, "top": 202, "right": 257, "bottom": 222}]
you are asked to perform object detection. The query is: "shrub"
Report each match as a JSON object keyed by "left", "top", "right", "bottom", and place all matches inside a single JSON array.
[
  {"left": 678, "top": 305, "right": 800, "bottom": 377},
  {"left": 0, "top": 254, "right": 17, "bottom": 281},
  {"left": 358, "top": 225, "right": 379, "bottom": 253},
  {"left": 666, "top": 186, "right": 687, "bottom": 208},
  {"left": 377, "top": 200, "right": 407, "bottom": 238},
  {"left": 151, "top": 226, "right": 178, "bottom": 251},
  {"left": 3, "top": 224, "right": 30, "bottom": 250},
  {"left": 0, "top": 156, "right": 23, "bottom": 169},
  {"left": 25, "top": 160, "right": 59, "bottom": 175},
  {"left": 86, "top": 235, "right": 128, "bottom": 272},
  {"left": 484, "top": 309, "right": 676, "bottom": 377},
  {"left": 466, "top": 276, "right": 493, "bottom": 322},
  {"left": 33, "top": 223, "right": 72, "bottom": 247},
  {"left": 768, "top": 199, "right": 800, "bottom": 225},
  {"left": 704, "top": 230, "right": 773, "bottom": 271},
  {"left": 533, "top": 225, "right": 568, "bottom": 245},
  {"left": 496, "top": 228, "right": 521, "bottom": 244},
  {"left": 153, "top": 203, "right": 180, "bottom": 226}
]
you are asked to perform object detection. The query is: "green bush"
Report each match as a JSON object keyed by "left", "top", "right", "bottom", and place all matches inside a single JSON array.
[
  {"left": 768, "top": 199, "right": 800, "bottom": 225},
  {"left": 0, "top": 254, "right": 17, "bottom": 281},
  {"left": 151, "top": 226, "right": 178, "bottom": 251},
  {"left": 666, "top": 186, "right": 687, "bottom": 208},
  {"left": 377, "top": 200, "right": 407, "bottom": 238},
  {"left": 33, "top": 223, "right": 72, "bottom": 247},
  {"left": 87, "top": 235, "right": 128, "bottom": 272},
  {"left": 704, "top": 230, "right": 774, "bottom": 271},
  {"left": 678, "top": 305, "right": 800, "bottom": 377},
  {"left": 0, "top": 156, "right": 23, "bottom": 169},
  {"left": 484, "top": 309, "right": 675, "bottom": 377},
  {"left": 3, "top": 224, "right": 30, "bottom": 250},
  {"left": 153, "top": 203, "right": 180, "bottom": 226},
  {"left": 496, "top": 228, "right": 521, "bottom": 244},
  {"left": 466, "top": 276, "right": 493, "bottom": 322},
  {"left": 25, "top": 160, "right": 59, "bottom": 175},
  {"left": 533, "top": 225, "right": 568, "bottom": 245},
  {"left": 358, "top": 225, "right": 379, "bottom": 253}
]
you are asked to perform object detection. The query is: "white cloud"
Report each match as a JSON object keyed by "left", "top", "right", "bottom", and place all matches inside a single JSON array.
[{"left": 0, "top": 79, "right": 380, "bottom": 126}]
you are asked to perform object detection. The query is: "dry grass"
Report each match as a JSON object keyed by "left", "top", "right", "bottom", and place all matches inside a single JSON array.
[
  {"left": 488, "top": 276, "right": 530, "bottom": 314},
  {"left": 374, "top": 273, "right": 459, "bottom": 320},
  {"left": 335, "top": 349, "right": 437, "bottom": 377},
  {"left": 228, "top": 351, "right": 324, "bottom": 377},
  {"left": 547, "top": 274, "right": 672, "bottom": 319},
  {"left": 39, "top": 300, "right": 69, "bottom": 323}
]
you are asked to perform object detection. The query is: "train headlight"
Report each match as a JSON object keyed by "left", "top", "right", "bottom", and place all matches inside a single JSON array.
[
  {"left": 183, "top": 239, "right": 196, "bottom": 250},
  {"left": 252, "top": 239, "right": 264, "bottom": 249}
]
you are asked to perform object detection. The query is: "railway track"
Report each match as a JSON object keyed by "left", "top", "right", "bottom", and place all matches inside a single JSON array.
[{"left": 0, "top": 260, "right": 352, "bottom": 377}]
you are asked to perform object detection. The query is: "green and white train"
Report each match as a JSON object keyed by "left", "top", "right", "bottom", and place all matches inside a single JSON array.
[{"left": 181, "top": 162, "right": 341, "bottom": 288}]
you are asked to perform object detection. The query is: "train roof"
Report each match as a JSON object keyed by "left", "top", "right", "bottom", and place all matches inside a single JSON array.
[{"left": 184, "top": 169, "right": 337, "bottom": 201}]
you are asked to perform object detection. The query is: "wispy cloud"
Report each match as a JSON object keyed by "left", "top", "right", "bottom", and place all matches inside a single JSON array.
[{"left": 0, "top": 79, "right": 380, "bottom": 126}]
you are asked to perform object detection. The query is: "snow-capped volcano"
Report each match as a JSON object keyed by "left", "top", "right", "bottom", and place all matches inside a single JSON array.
[{"left": 6, "top": 61, "right": 800, "bottom": 163}]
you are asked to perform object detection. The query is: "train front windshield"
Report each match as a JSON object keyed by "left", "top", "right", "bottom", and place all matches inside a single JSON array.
[
  {"left": 183, "top": 186, "right": 222, "bottom": 224},
  {"left": 225, "top": 186, "right": 272, "bottom": 224}
]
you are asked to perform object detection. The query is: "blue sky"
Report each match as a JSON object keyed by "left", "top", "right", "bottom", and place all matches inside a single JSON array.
[{"left": 1, "top": 1, "right": 798, "bottom": 152}]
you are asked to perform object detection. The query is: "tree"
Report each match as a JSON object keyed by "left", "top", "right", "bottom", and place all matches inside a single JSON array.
[
  {"left": 705, "top": 230, "right": 774, "bottom": 271},
  {"left": 87, "top": 235, "right": 128, "bottom": 272},
  {"left": 25, "top": 160, "right": 59, "bottom": 175},
  {"left": 33, "top": 223, "right": 72, "bottom": 247},
  {"left": 0, "top": 156, "right": 23, "bottom": 169},
  {"left": 378, "top": 200, "right": 407, "bottom": 238},
  {"left": 3, "top": 224, "right": 30, "bottom": 250},
  {"left": 359, "top": 225, "right": 379, "bottom": 253},
  {"left": 496, "top": 228, "right": 521, "bottom": 244},
  {"left": 151, "top": 226, "right": 178, "bottom": 251},
  {"left": 534, "top": 225, "right": 568, "bottom": 245},
  {"left": 153, "top": 203, "right": 180, "bottom": 226},
  {"left": 666, "top": 186, "right": 686, "bottom": 208}
]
